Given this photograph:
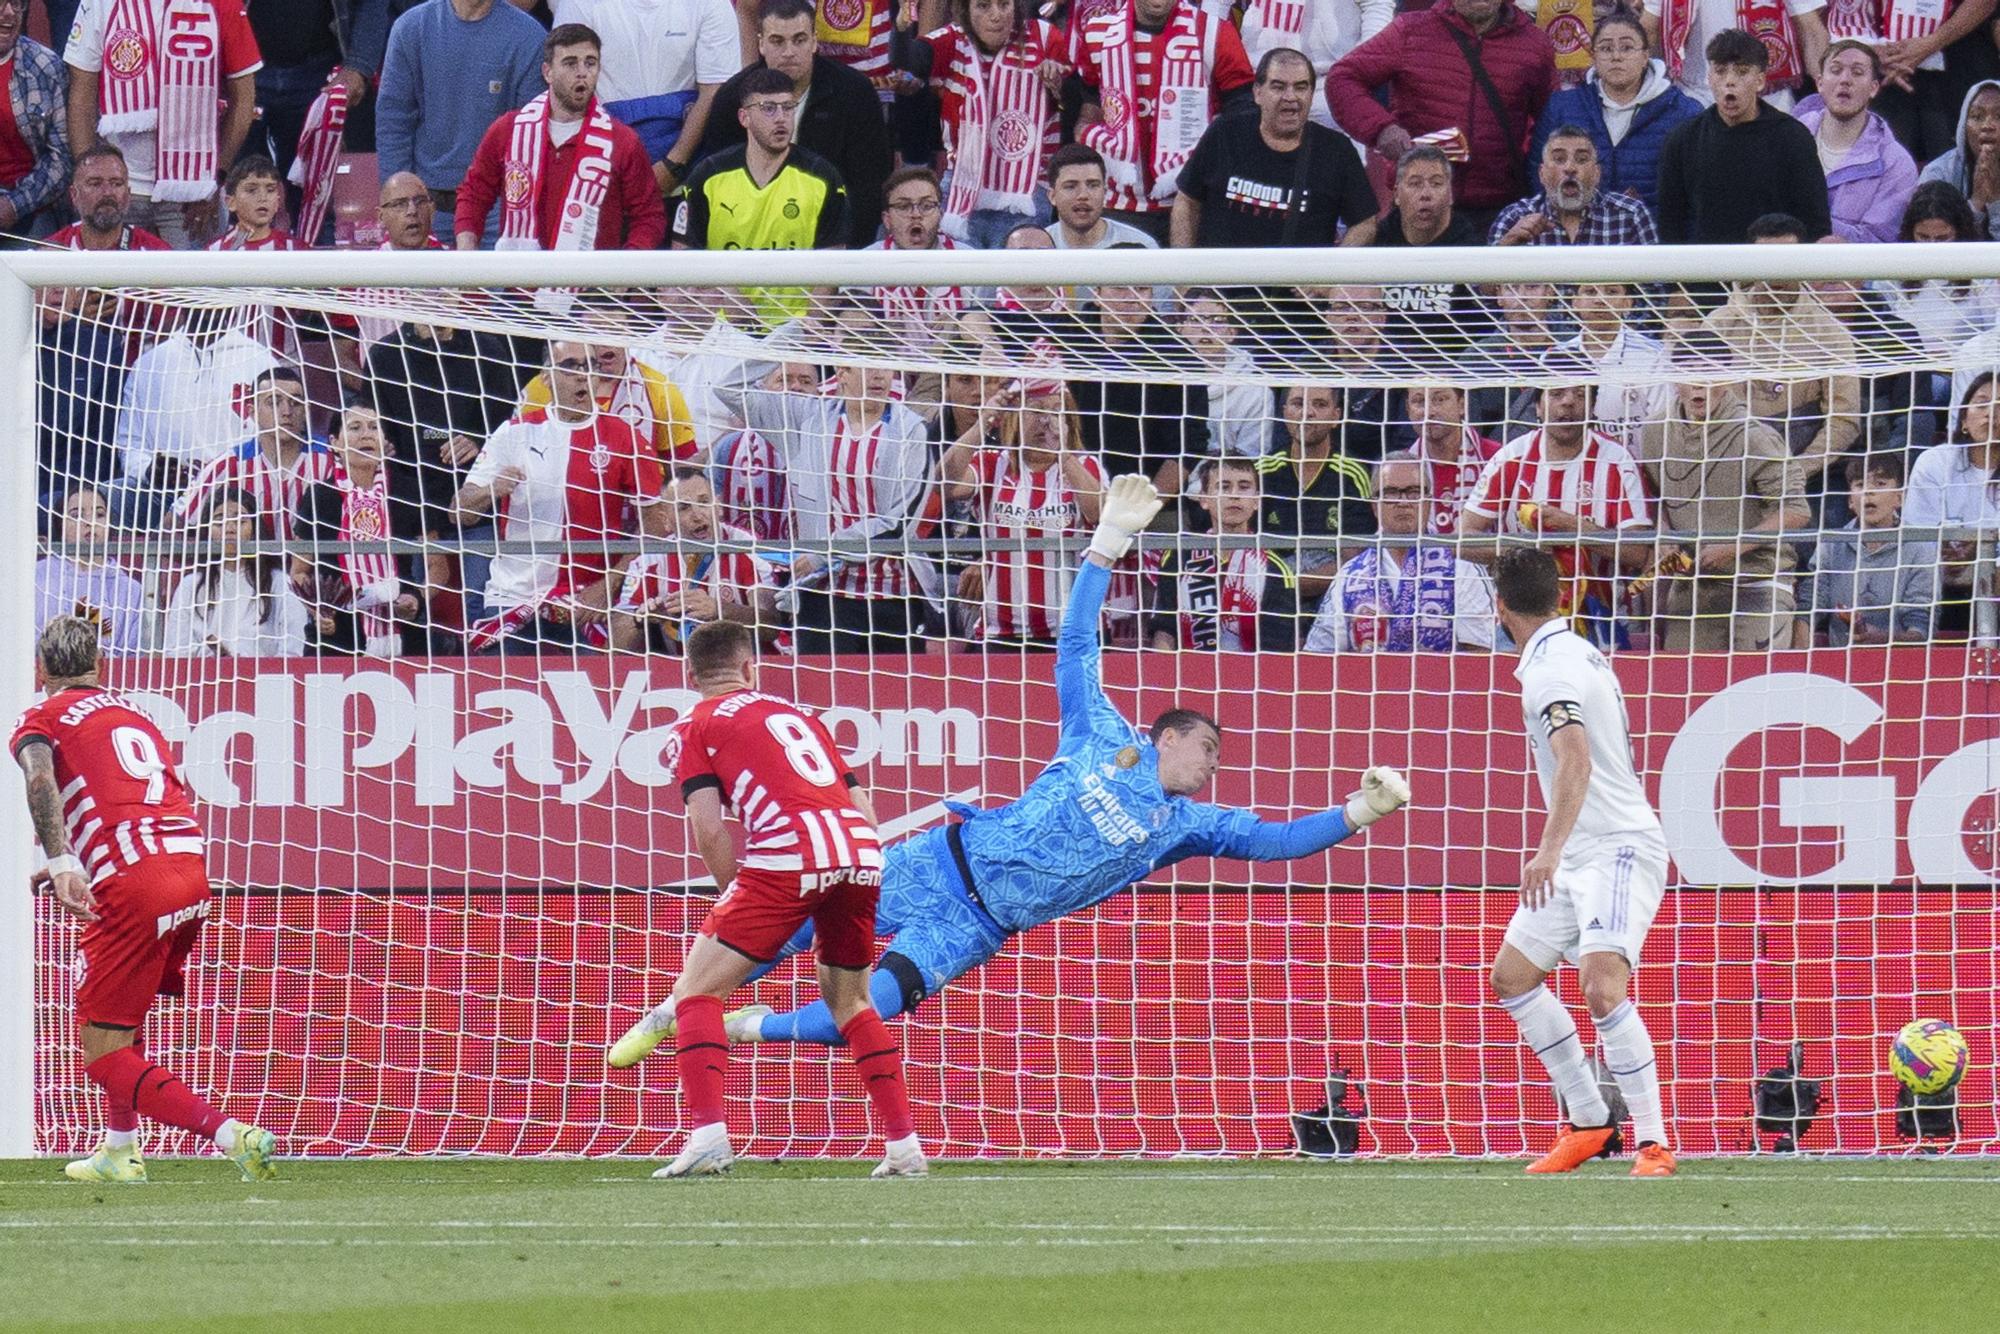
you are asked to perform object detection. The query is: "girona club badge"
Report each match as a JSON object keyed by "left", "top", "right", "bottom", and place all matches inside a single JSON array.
[
  {"left": 587, "top": 440, "right": 613, "bottom": 476},
  {"left": 503, "top": 162, "right": 534, "bottom": 208},
  {"left": 1101, "top": 88, "right": 1130, "bottom": 133},
  {"left": 106, "top": 29, "right": 148, "bottom": 77},
  {"left": 349, "top": 501, "right": 385, "bottom": 540},
  {"left": 1543, "top": 0, "right": 1590, "bottom": 68},
  {"left": 992, "top": 110, "right": 1035, "bottom": 161},
  {"left": 1750, "top": 17, "right": 1792, "bottom": 73}
]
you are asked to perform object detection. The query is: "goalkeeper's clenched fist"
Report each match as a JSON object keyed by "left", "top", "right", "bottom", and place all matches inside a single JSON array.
[{"left": 1344, "top": 767, "right": 1413, "bottom": 829}]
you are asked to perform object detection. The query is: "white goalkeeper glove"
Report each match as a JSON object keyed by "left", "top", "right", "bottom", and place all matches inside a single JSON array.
[
  {"left": 1343, "top": 766, "right": 1411, "bottom": 830},
  {"left": 1088, "top": 475, "right": 1164, "bottom": 563}
]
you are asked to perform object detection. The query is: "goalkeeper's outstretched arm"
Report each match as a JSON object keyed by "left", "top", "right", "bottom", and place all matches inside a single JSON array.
[
  {"left": 1056, "top": 475, "right": 1164, "bottom": 736},
  {"left": 1197, "top": 767, "right": 1413, "bottom": 862}
]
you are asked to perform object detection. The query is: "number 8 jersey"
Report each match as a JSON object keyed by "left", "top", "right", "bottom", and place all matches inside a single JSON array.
[
  {"left": 10, "top": 688, "right": 205, "bottom": 886},
  {"left": 668, "top": 691, "right": 883, "bottom": 875}
]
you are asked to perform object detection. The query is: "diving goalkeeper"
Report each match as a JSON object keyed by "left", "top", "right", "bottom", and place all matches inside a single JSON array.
[{"left": 610, "top": 477, "right": 1412, "bottom": 1060}]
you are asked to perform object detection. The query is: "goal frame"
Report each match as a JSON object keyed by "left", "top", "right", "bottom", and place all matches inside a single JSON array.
[{"left": 5, "top": 241, "right": 2000, "bottom": 1157}]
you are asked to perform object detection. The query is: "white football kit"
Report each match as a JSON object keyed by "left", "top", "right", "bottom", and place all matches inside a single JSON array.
[{"left": 1504, "top": 620, "right": 1670, "bottom": 970}]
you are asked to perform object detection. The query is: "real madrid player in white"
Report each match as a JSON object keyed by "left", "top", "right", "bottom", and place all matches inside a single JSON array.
[{"left": 1488, "top": 548, "right": 1676, "bottom": 1178}]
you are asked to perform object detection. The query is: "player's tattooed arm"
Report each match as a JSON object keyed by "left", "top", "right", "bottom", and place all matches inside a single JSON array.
[{"left": 16, "top": 740, "right": 69, "bottom": 857}]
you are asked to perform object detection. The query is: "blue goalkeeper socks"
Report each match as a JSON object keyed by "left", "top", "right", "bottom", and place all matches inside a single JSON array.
[{"left": 757, "top": 969, "right": 909, "bottom": 1045}]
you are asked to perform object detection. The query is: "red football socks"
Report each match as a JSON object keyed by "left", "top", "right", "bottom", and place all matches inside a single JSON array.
[
  {"left": 841, "top": 1010, "right": 915, "bottom": 1140},
  {"left": 674, "top": 996, "right": 729, "bottom": 1129},
  {"left": 84, "top": 1047, "right": 226, "bottom": 1141}
]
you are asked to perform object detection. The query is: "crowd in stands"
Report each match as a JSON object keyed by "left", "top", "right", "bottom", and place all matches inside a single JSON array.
[{"left": 14, "top": 0, "right": 2000, "bottom": 660}]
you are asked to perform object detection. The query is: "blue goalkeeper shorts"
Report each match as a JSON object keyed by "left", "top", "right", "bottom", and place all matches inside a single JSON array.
[{"left": 759, "top": 824, "right": 1011, "bottom": 998}]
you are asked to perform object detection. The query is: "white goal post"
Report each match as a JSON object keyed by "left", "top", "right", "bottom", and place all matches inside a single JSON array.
[{"left": 4, "top": 242, "right": 1997, "bottom": 1161}]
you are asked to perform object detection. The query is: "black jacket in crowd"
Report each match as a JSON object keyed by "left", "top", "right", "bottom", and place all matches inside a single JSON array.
[{"left": 1657, "top": 101, "right": 1832, "bottom": 244}]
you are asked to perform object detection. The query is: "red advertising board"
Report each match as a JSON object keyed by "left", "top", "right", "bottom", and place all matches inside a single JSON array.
[{"left": 29, "top": 649, "right": 1999, "bottom": 1156}]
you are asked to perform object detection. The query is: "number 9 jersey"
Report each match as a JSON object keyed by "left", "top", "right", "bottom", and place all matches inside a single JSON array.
[
  {"left": 11, "top": 687, "right": 206, "bottom": 888},
  {"left": 668, "top": 690, "right": 882, "bottom": 877}
]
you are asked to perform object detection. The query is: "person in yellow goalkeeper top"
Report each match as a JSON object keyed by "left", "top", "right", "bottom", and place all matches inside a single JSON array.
[
  {"left": 521, "top": 344, "right": 700, "bottom": 461},
  {"left": 675, "top": 65, "right": 849, "bottom": 325}
]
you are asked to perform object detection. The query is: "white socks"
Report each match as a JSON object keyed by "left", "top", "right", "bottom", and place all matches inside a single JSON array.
[
  {"left": 1501, "top": 986, "right": 1610, "bottom": 1128},
  {"left": 685, "top": 1121, "right": 729, "bottom": 1152},
  {"left": 214, "top": 1119, "right": 243, "bottom": 1152},
  {"left": 884, "top": 1133, "right": 922, "bottom": 1160},
  {"left": 105, "top": 1128, "right": 136, "bottom": 1151},
  {"left": 1597, "top": 1001, "right": 1668, "bottom": 1147}
]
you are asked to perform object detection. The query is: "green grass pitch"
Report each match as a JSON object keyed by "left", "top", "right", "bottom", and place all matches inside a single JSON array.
[{"left": 2, "top": 1158, "right": 1997, "bottom": 1333}]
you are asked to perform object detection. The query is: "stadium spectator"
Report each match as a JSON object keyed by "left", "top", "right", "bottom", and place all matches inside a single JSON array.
[
  {"left": 938, "top": 376, "right": 1105, "bottom": 647},
  {"left": 1367, "top": 147, "right": 1487, "bottom": 361},
  {"left": 1239, "top": 0, "right": 1394, "bottom": 130},
  {"left": 366, "top": 318, "right": 530, "bottom": 625},
  {"left": 241, "top": 0, "right": 380, "bottom": 197},
  {"left": 376, "top": 0, "right": 546, "bottom": 246},
  {"left": 986, "top": 218, "right": 1071, "bottom": 341},
  {"left": 1818, "top": 0, "right": 1994, "bottom": 163},
  {"left": 111, "top": 318, "right": 278, "bottom": 530},
  {"left": 864, "top": 166, "right": 966, "bottom": 379},
  {"left": 1808, "top": 452, "right": 1936, "bottom": 646},
  {"left": 1326, "top": 0, "right": 1557, "bottom": 231},
  {"left": 1917, "top": 79, "right": 2000, "bottom": 239},
  {"left": 455, "top": 24, "right": 665, "bottom": 252},
  {"left": 1171, "top": 48, "right": 1376, "bottom": 249},
  {"left": 1526, "top": 12, "right": 1697, "bottom": 221},
  {"left": 679, "top": 66, "right": 850, "bottom": 325},
  {"left": 46, "top": 141, "right": 165, "bottom": 251},
  {"left": 1404, "top": 382, "right": 1500, "bottom": 536},
  {"left": 209, "top": 153, "right": 293, "bottom": 251},
  {"left": 1181, "top": 290, "right": 1273, "bottom": 458},
  {"left": 1792, "top": 40, "right": 1918, "bottom": 243},
  {"left": 161, "top": 485, "right": 309, "bottom": 657},
  {"left": 1258, "top": 382, "right": 1376, "bottom": 597},
  {"left": 1489, "top": 123, "right": 1659, "bottom": 244},
  {"left": 1642, "top": 0, "right": 1828, "bottom": 111},
  {"left": 1701, "top": 213, "right": 1863, "bottom": 487},
  {"left": 451, "top": 340, "right": 666, "bottom": 654},
  {"left": 522, "top": 334, "right": 700, "bottom": 464},
  {"left": 1466, "top": 280, "right": 1562, "bottom": 436},
  {"left": 715, "top": 311, "right": 937, "bottom": 654},
  {"left": 0, "top": 3, "right": 72, "bottom": 243},
  {"left": 910, "top": 0, "right": 1064, "bottom": 249},
  {"left": 1554, "top": 281, "right": 1675, "bottom": 450},
  {"left": 608, "top": 465, "right": 782, "bottom": 654},
  {"left": 1635, "top": 377, "right": 1810, "bottom": 651},
  {"left": 1906, "top": 371, "right": 2000, "bottom": 634},
  {"left": 1299, "top": 284, "right": 1410, "bottom": 462},
  {"left": 291, "top": 401, "right": 424, "bottom": 657},
  {"left": 1656, "top": 29, "right": 1831, "bottom": 244},
  {"left": 65, "top": 0, "right": 264, "bottom": 249},
  {"left": 1304, "top": 453, "right": 1496, "bottom": 651},
  {"left": 36, "top": 484, "right": 146, "bottom": 654},
  {"left": 703, "top": 0, "right": 892, "bottom": 250},
  {"left": 1072, "top": 0, "right": 1255, "bottom": 244},
  {"left": 551, "top": 0, "right": 738, "bottom": 198},
  {"left": 710, "top": 360, "right": 811, "bottom": 541},
  {"left": 1148, "top": 455, "right": 1302, "bottom": 651},
  {"left": 174, "top": 365, "right": 338, "bottom": 541},
  {"left": 347, "top": 171, "right": 442, "bottom": 349},
  {"left": 1881, "top": 183, "right": 2000, "bottom": 362},
  {"left": 1063, "top": 264, "right": 1211, "bottom": 497},
  {"left": 1459, "top": 380, "right": 1652, "bottom": 646},
  {"left": 1042, "top": 143, "right": 1156, "bottom": 249}
]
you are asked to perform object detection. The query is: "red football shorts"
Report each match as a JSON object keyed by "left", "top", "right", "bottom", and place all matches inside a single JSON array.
[
  {"left": 74, "top": 854, "right": 213, "bottom": 1028},
  {"left": 702, "top": 865, "right": 882, "bottom": 970}
]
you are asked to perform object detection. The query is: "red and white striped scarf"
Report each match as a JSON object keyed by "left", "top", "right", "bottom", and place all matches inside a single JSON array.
[
  {"left": 1824, "top": 0, "right": 1952, "bottom": 45},
  {"left": 1078, "top": 1, "right": 1216, "bottom": 205},
  {"left": 1661, "top": 0, "right": 1803, "bottom": 87},
  {"left": 339, "top": 469, "right": 399, "bottom": 652},
  {"left": 1240, "top": 0, "right": 1307, "bottom": 50},
  {"left": 98, "top": 0, "right": 223, "bottom": 202},
  {"left": 939, "top": 24, "right": 1058, "bottom": 238},
  {"left": 869, "top": 233, "right": 967, "bottom": 347},
  {"left": 287, "top": 72, "right": 350, "bottom": 248},
  {"left": 498, "top": 94, "right": 618, "bottom": 251}
]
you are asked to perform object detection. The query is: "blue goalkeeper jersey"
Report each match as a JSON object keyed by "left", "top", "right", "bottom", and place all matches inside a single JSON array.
[{"left": 951, "top": 558, "right": 1359, "bottom": 934}]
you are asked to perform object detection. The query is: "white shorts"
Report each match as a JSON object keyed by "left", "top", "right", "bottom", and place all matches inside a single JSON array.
[{"left": 1503, "top": 843, "right": 1668, "bottom": 971}]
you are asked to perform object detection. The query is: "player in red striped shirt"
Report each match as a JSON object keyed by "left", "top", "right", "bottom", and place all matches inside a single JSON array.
[
  {"left": 1460, "top": 381, "right": 1652, "bottom": 645},
  {"left": 12, "top": 617, "right": 276, "bottom": 1184},
  {"left": 939, "top": 377, "right": 1104, "bottom": 646},
  {"left": 173, "top": 365, "right": 339, "bottom": 542},
  {"left": 652, "top": 620, "right": 923, "bottom": 1179}
]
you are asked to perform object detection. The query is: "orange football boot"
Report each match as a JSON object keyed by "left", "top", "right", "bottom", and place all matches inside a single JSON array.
[
  {"left": 1525, "top": 1124, "right": 1621, "bottom": 1174},
  {"left": 1631, "top": 1143, "right": 1678, "bottom": 1177}
]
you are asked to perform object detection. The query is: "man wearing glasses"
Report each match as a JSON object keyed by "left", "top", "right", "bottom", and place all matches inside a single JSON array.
[{"left": 451, "top": 340, "right": 665, "bottom": 654}]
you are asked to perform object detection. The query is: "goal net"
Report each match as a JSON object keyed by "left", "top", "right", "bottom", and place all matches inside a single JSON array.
[{"left": 5, "top": 245, "right": 1996, "bottom": 1160}]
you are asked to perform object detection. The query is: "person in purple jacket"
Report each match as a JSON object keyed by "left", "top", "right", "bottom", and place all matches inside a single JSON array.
[
  {"left": 1793, "top": 39, "right": 1918, "bottom": 243},
  {"left": 35, "top": 486, "right": 147, "bottom": 657}
]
